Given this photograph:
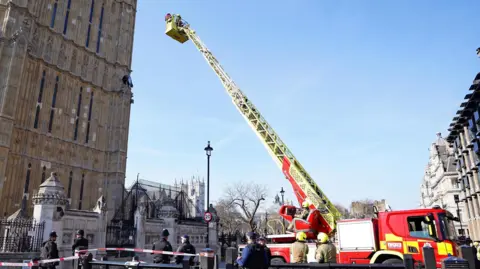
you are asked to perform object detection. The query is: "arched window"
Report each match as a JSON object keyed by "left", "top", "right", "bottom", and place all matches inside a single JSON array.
[
  {"left": 23, "top": 163, "right": 32, "bottom": 194},
  {"left": 63, "top": 0, "right": 72, "bottom": 35},
  {"left": 67, "top": 171, "right": 73, "bottom": 198},
  {"left": 50, "top": 0, "right": 58, "bottom": 28},
  {"left": 41, "top": 166, "right": 46, "bottom": 183},
  {"left": 85, "top": 91, "right": 94, "bottom": 143},
  {"left": 34, "top": 71, "right": 46, "bottom": 129},
  {"left": 73, "top": 87, "right": 82, "bottom": 140},
  {"left": 78, "top": 173, "right": 85, "bottom": 210},
  {"left": 96, "top": 4, "right": 105, "bottom": 53},
  {"left": 48, "top": 76, "right": 59, "bottom": 133},
  {"left": 85, "top": 0, "right": 95, "bottom": 47}
]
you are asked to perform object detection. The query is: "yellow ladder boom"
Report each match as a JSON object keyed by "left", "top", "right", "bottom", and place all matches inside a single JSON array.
[{"left": 164, "top": 14, "right": 342, "bottom": 232}]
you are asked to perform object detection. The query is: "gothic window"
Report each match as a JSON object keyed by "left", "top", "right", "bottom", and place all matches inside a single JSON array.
[
  {"left": 73, "top": 87, "right": 83, "bottom": 140},
  {"left": 96, "top": 4, "right": 105, "bottom": 53},
  {"left": 48, "top": 76, "right": 59, "bottom": 133},
  {"left": 67, "top": 171, "right": 73, "bottom": 198},
  {"left": 85, "top": 0, "right": 95, "bottom": 48},
  {"left": 50, "top": 0, "right": 58, "bottom": 28},
  {"left": 23, "top": 163, "right": 32, "bottom": 194},
  {"left": 78, "top": 173, "right": 85, "bottom": 210},
  {"left": 41, "top": 166, "right": 46, "bottom": 183},
  {"left": 85, "top": 91, "right": 94, "bottom": 143},
  {"left": 34, "top": 71, "right": 46, "bottom": 129},
  {"left": 63, "top": 0, "right": 72, "bottom": 35}
]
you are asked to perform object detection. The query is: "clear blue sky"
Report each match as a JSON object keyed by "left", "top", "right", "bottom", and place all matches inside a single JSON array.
[{"left": 126, "top": 0, "right": 479, "bottom": 210}]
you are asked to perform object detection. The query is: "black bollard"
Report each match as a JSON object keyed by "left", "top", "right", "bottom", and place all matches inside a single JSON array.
[
  {"left": 403, "top": 254, "right": 414, "bottom": 269},
  {"left": 182, "top": 256, "right": 191, "bottom": 269},
  {"left": 422, "top": 246, "right": 436, "bottom": 269},
  {"left": 225, "top": 247, "right": 237, "bottom": 269},
  {"left": 460, "top": 245, "right": 476, "bottom": 269},
  {"left": 82, "top": 253, "right": 93, "bottom": 269},
  {"left": 200, "top": 248, "right": 215, "bottom": 269}
]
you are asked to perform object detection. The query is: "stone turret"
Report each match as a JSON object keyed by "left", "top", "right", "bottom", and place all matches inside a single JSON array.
[{"left": 32, "top": 172, "right": 69, "bottom": 243}]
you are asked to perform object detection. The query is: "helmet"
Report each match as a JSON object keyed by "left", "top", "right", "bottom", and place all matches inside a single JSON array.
[
  {"left": 302, "top": 201, "right": 310, "bottom": 208},
  {"left": 49, "top": 231, "right": 57, "bottom": 238},
  {"left": 76, "top": 230, "right": 84, "bottom": 236},
  {"left": 257, "top": 237, "right": 266, "bottom": 242},
  {"left": 317, "top": 232, "right": 328, "bottom": 243},
  {"left": 162, "top": 229, "right": 170, "bottom": 237},
  {"left": 296, "top": 232, "right": 307, "bottom": 241},
  {"left": 246, "top": 232, "right": 257, "bottom": 240},
  {"left": 181, "top": 235, "right": 189, "bottom": 240}
]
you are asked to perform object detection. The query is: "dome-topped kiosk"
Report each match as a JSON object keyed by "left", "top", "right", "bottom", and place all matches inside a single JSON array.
[{"left": 32, "top": 172, "right": 69, "bottom": 243}]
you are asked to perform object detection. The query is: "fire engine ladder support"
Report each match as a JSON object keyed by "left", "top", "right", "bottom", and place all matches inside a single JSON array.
[{"left": 168, "top": 17, "right": 342, "bottom": 233}]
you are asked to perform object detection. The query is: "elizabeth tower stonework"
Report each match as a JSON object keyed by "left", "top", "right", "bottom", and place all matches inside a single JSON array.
[{"left": 0, "top": 0, "right": 136, "bottom": 217}]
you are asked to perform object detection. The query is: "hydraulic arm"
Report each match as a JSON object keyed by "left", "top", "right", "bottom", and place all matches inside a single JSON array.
[{"left": 164, "top": 14, "right": 342, "bottom": 234}]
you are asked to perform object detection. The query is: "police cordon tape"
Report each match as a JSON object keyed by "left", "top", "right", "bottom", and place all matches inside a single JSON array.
[
  {"left": 0, "top": 247, "right": 207, "bottom": 267},
  {"left": 75, "top": 247, "right": 201, "bottom": 257}
]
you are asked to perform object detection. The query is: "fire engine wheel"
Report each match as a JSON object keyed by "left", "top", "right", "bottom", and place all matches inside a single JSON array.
[
  {"left": 270, "top": 258, "right": 286, "bottom": 264},
  {"left": 381, "top": 258, "right": 403, "bottom": 264}
]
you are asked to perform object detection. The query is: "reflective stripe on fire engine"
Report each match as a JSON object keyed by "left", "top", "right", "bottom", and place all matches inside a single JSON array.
[{"left": 380, "top": 233, "right": 454, "bottom": 256}]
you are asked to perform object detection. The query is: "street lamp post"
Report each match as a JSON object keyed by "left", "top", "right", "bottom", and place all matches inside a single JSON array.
[
  {"left": 204, "top": 141, "right": 213, "bottom": 248},
  {"left": 454, "top": 195, "right": 464, "bottom": 236},
  {"left": 280, "top": 187, "right": 285, "bottom": 232},
  {"left": 264, "top": 212, "right": 268, "bottom": 236}
]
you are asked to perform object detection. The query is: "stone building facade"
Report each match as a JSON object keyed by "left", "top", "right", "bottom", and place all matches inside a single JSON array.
[
  {"left": 419, "top": 132, "right": 468, "bottom": 236},
  {"left": 0, "top": 0, "right": 136, "bottom": 217},
  {"left": 446, "top": 72, "right": 480, "bottom": 240}
]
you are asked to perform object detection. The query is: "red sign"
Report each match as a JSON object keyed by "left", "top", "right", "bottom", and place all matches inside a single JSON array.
[{"left": 204, "top": 212, "right": 213, "bottom": 222}]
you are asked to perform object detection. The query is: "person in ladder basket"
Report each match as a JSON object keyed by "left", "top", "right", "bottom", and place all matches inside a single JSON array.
[
  {"left": 152, "top": 229, "right": 173, "bottom": 264},
  {"left": 175, "top": 235, "right": 196, "bottom": 265},
  {"left": 291, "top": 232, "right": 308, "bottom": 263},
  {"left": 40, "top": 231, "right": 60, "bottom": 269},
  {"left": 287, "top": 201, "right": 311, "bottom": 232},
  {"left": 237, "top": 232, "right": 269, "bottom": 269},
  {"left": 315, "top": 232, "right": 336, "bottom": 263}
]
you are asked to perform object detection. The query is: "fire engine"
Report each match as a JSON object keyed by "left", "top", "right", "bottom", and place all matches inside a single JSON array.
[{"left": 163, "top": 13, "right": 459, "bottom": 266}]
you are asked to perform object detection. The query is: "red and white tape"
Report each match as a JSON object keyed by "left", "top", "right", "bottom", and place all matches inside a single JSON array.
[
  {"left": 0, "top": 255, "right": 79, "bottom": 267},
  {"left": 76, "top": 247, "right": 199, "bottom": 257}
]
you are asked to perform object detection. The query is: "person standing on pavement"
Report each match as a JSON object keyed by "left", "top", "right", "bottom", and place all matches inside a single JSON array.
[
  {"left": 237, "top": 232, "right": 268, "bottom": 269},
  {"left": 291, "top": 232, "right": 308, "bottom": 263},
  {"left": 175, "top": 235, "right": 196, "bottom": 265},
  {"left": 257, "top": 237, "right": 271, "bottom": 268},
  {"left": 152, "top": 229, "right": 173, "bottom": 264},
  {"left": 315, "top": 232, "right": 336, "bottom": 263},
  {"left": 72, "top": 229, "right": 89, "bottom": 254},
  {"left": 40, "top": 231, "right": 59, "bottom": 269}
]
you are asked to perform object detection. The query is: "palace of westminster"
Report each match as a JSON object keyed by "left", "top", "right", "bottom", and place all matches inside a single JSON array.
[{"left": 0, "top": 0, "right": 136, "bottom": 217}]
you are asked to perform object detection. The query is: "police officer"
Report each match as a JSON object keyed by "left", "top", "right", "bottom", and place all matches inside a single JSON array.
[
  {"left": 315, "top": 232, "right": 336, "bottom": 263},
  {"left": 257, "top": 237, "right": 271, "bottom": 268},
  {"left": 291, "top": 232, "right": 308, "bottom": 263},
  {"left": 152, "top": 229, "right": 173, "bottom": 263},
  {"left": 237, "top": 232, "right": 268, "bottom": 269},
  {"left": 175, "top": 235, "right": 196, "bottom": 265},
  {"left": 40, "top": 231, "right": 59, "bottom": 269},
  {"left": 72, "top": 230, "right": 89, "bottom": 254}
]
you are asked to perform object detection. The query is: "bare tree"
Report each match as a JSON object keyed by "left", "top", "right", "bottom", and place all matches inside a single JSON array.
[
  {"left": 215, "top": 199, "right": 243, "bottom": 234},
  {"left": 334, "top": 203, "right": 351, "bottom": 219},
  {"left": 225, "top": 182, "right": 268, "bottom": 232}
]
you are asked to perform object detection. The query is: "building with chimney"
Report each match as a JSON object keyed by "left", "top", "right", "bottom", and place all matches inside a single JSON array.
[
  {"left": 0, "top": 0, "right": 136, "bottom": 218},
  {"left": 446, "top": 72, "right": 480, "bottom": 240},
  {"left": 419, "top": 132, "right": 468, "bottom": 236}
]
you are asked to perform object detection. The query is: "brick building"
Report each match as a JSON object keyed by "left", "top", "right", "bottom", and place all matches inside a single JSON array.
[
  {"left": 446, "top": 72, "right": 480, "bottom": 240},
  {"left": 0, "top": 0, "right": 136, "bottom": 217}
]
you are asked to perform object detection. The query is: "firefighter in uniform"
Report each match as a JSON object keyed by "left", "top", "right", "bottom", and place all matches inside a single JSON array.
[
  {"left": 315, "top": 232, "right": 336, "bottom": 263},
  {"left": 291, "top": 232, "right": 308, "bottom": 263},
  {"left": 175, "top": 235, "right": 196, "bottom": 265},
  {"left": 287, "top": 202, "right": 311, "bottom": 231},
  {"left": 152, "top": 229, "right": 173, "bottom": 264},
  {"left": 237, "top": 232, "right": 268, "bottom": 269}
]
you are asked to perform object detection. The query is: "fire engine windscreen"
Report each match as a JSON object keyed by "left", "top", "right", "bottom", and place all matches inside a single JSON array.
[{"left": 438, "top": 213, "right": 458, "bottom": 241}]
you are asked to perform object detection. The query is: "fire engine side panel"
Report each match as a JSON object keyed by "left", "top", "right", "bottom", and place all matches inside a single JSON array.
[{"left": 337, "top": 220, "right": 377, "bottom": 251}]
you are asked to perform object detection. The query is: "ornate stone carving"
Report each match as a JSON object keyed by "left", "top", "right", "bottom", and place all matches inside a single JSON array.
[
  {"left": 93, "top": 195, "right": 107, "bottom": 215},
  {"left": 44, "top": 36, "right": 53, "bottom": 62},
  {"left": 58, "top": 43, "right": 66, "bottom": 68},
  {"left": 70, "top": 49, "right": 77, "bottom": 73},
  {"left": 28, "top": 25, "right": 39, "bottom": 55},
  {"left": 32, "top": 172, "right": 69, "bottom": 206},
  {"left": 92, "top": 59, "right": 99, "bottom": 84},
  {"left": 81, "top": 55, "right": 88, "bottom": 78}
]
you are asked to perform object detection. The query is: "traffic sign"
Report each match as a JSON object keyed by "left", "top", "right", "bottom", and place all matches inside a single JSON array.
[{"left": 204, "top": 212, "right": 213, "bottom": 222}]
